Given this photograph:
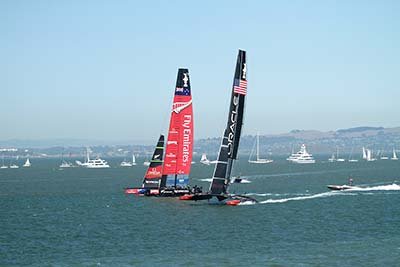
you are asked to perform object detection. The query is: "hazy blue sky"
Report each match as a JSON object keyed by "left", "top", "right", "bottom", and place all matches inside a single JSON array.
[{"left": 1, "top": 0, "right": 399, "bottom": 143}]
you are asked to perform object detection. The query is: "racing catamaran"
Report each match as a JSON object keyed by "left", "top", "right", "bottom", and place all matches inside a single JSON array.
[
  {"left": 179, "top": 50, "right": 256, "bottom": 206},
  {"left": 124, "top": 69, "right": 194, "bottom": 197}
]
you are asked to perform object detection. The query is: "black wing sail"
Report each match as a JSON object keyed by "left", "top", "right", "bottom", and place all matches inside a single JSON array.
[
  {"left": 142, "top": 135, "right": 165, "bottom": 188},
  {"left": 209, "top": 50, "right": 247, "bottom": 195}
]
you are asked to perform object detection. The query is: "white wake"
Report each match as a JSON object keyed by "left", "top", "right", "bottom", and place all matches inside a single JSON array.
[
  {"left": 259, "top": 191, "right": 344, "bottom": 204},
  {"left": 244, "top": 183, "right": 400, "bottom": 205},
  {"left": 347, "top": 183, "right": 400, "bottom": 191}
]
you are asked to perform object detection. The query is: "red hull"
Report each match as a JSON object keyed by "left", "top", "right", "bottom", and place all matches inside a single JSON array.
[
  {"left": 226, "top": 200, "right": 241, "bottom": 206},
  {"left": 179, "top": 194, "right": 194, "bottom": 200}
]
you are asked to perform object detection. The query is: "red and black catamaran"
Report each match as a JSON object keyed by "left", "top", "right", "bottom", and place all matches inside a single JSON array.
[
  {"left": 125, "top": 69, "right": 194, "bottom": 197},
  {"left": 180, "top": 50, "right": 257, "bottom": 206}
]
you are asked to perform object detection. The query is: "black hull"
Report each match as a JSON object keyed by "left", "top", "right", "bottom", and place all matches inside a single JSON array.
[
  {"left": 327, "top": 185, "right": 357, "bottom": 191},
  {"left": 124, "top": 187, "right": 190, "bottom": 197}
]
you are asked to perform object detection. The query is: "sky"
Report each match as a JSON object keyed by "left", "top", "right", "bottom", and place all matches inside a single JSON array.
[{"left": 1, "top": 0, "right": 399, "bottom": 144}]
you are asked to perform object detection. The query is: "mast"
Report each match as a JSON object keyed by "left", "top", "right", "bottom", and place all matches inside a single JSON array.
[
  {"left": 161, "top": 69, "right": 194, "bottom": 188},
  {"left": 256, "top": 132, "right": 260, "bottom": 161},
  {"left": 209, "top": 50, "right": 247, "bottom": 195},
  {"left": 142, "top": 135, "right": 165, "bottom": 188}
]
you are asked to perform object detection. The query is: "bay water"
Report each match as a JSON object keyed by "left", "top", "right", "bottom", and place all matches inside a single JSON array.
[{"left": 1, "top": 157, "right": 399, "bottom": 266}]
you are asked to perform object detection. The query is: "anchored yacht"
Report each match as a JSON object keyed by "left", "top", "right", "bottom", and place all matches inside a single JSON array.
[
  {"left": 76, "top": 148, "right": 110, "bottom": 168},
  {"left": 287, "top": 144, "right": 315, "bottom": 164}
]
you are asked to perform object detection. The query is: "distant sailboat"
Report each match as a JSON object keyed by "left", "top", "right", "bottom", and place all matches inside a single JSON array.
[
  {"left": 9, "top": 155, "right": 19, "bottom": 168},
  {"left": 248, "top": 132, "right": 273, "bottom": 164},
  {"left": 23, "top": 158, "right": 31, "bottom": 167},
  {"left": 131, "top": 154, "right": 137, "bottom": 165},
  {"left": 1, "top": 155, "right": 8, "bottom": 169},
  {"left": 120, "top": 154, "right": 136, "bottom": 167},
  {"left": 60, "top": 160, "right": 73, "bottom": 168},
  {"left": 200, "top": 153, "right": 211, "bottom": 165},
  {"left": 366, "top": 149, "right": 376, "bottom": 162},
  {"left": 380, "top": 150, "right": 389, "bottom": 160},
  {"left": 362, "top": 147, "right": 367, "bottom": 160},
  {"left": 392, "top": 148, "right": 398, "bottom": 160},
  {"left": 120, "top": 159, "right": 132, "bottom": 167},
  {"left": 336, "top": 147, "right": 345, "bottom": 162},
  {"left": 60, "top": 152, "right": 73, "bottom": 168},
  {"left": 328, "top": 152, "right": 336, "bottom": 162},
  {"left": 348, "top": 147, "right": 358, "bottom": 162}
]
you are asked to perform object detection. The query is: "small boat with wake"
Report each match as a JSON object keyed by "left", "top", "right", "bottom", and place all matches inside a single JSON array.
[
  {"left": 326, "top": 185, "right": 361, "bottom": 191},
  {"left": 327, "top": 178, "right": 360, "bottom": 191}
]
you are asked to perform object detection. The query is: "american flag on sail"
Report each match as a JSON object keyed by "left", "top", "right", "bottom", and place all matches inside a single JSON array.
[{"left": 233, "top": 79, "right": 247, "bottom": 95}]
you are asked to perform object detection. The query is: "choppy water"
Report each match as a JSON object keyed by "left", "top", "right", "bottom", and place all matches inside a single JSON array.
[{"left": 1, "top": 157, "right": 400, "bottom": 266}]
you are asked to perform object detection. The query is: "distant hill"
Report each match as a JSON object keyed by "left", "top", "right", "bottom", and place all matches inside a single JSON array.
[
  {"left": 197, "top": 126, "right": 400, "bottom": 156},
  {"left": 1, "top": 126, "right": 400, "bottom": 157}
]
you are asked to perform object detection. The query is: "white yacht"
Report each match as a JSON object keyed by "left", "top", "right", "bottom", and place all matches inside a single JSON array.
[
  {"left": 75, "top": 148, "right": 110, "bottom": 168},
  {"left": 287, "top": 144, "right": 315, "bottom": 164},
  {"left": 248, "top": 133, "right": 273, "bottom": 164},
  {"left": 85, "top": 158, "right": 110, "bottom": 168},
  {"left": 10, "top": 164, "right": 19, "bottom": 169}
]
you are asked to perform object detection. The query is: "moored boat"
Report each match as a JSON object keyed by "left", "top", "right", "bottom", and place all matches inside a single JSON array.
[
  {"left": 286, "top": 144, "right": 315, "bottom": 164},
  {"left": 248, "top": 132, "right": 273, "bottom": 164}
]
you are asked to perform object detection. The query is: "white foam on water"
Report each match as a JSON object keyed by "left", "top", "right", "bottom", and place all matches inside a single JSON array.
[
  {"left": 199, "top": 178, "right": 213, "bottom": 182},
  {"left": 238, "top": 201, "right": 256, "bottom": 206},
  {"left": 245, "top": 193, "right": 309, "bottom": 197},
  {"left": 259, "top": 191, "right": 344, "bottom": 204},
  {"left": 252, "top": 183, "right": 400, "bottom": 205},
  {"left": 347, "top": 183, "right": 400, "bottom": 191},
  {"left": 238, "top": 179, "right": 251, "bottom": 184}
]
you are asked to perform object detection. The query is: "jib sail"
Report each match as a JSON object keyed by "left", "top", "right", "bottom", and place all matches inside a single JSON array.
[{"left": 142, "top": 135, "right": 165, "bottom": 188}]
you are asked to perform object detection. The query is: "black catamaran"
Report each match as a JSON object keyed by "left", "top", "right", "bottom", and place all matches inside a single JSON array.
[{"left": 180, "top": 49, "right": 256, "bottom": 206}]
